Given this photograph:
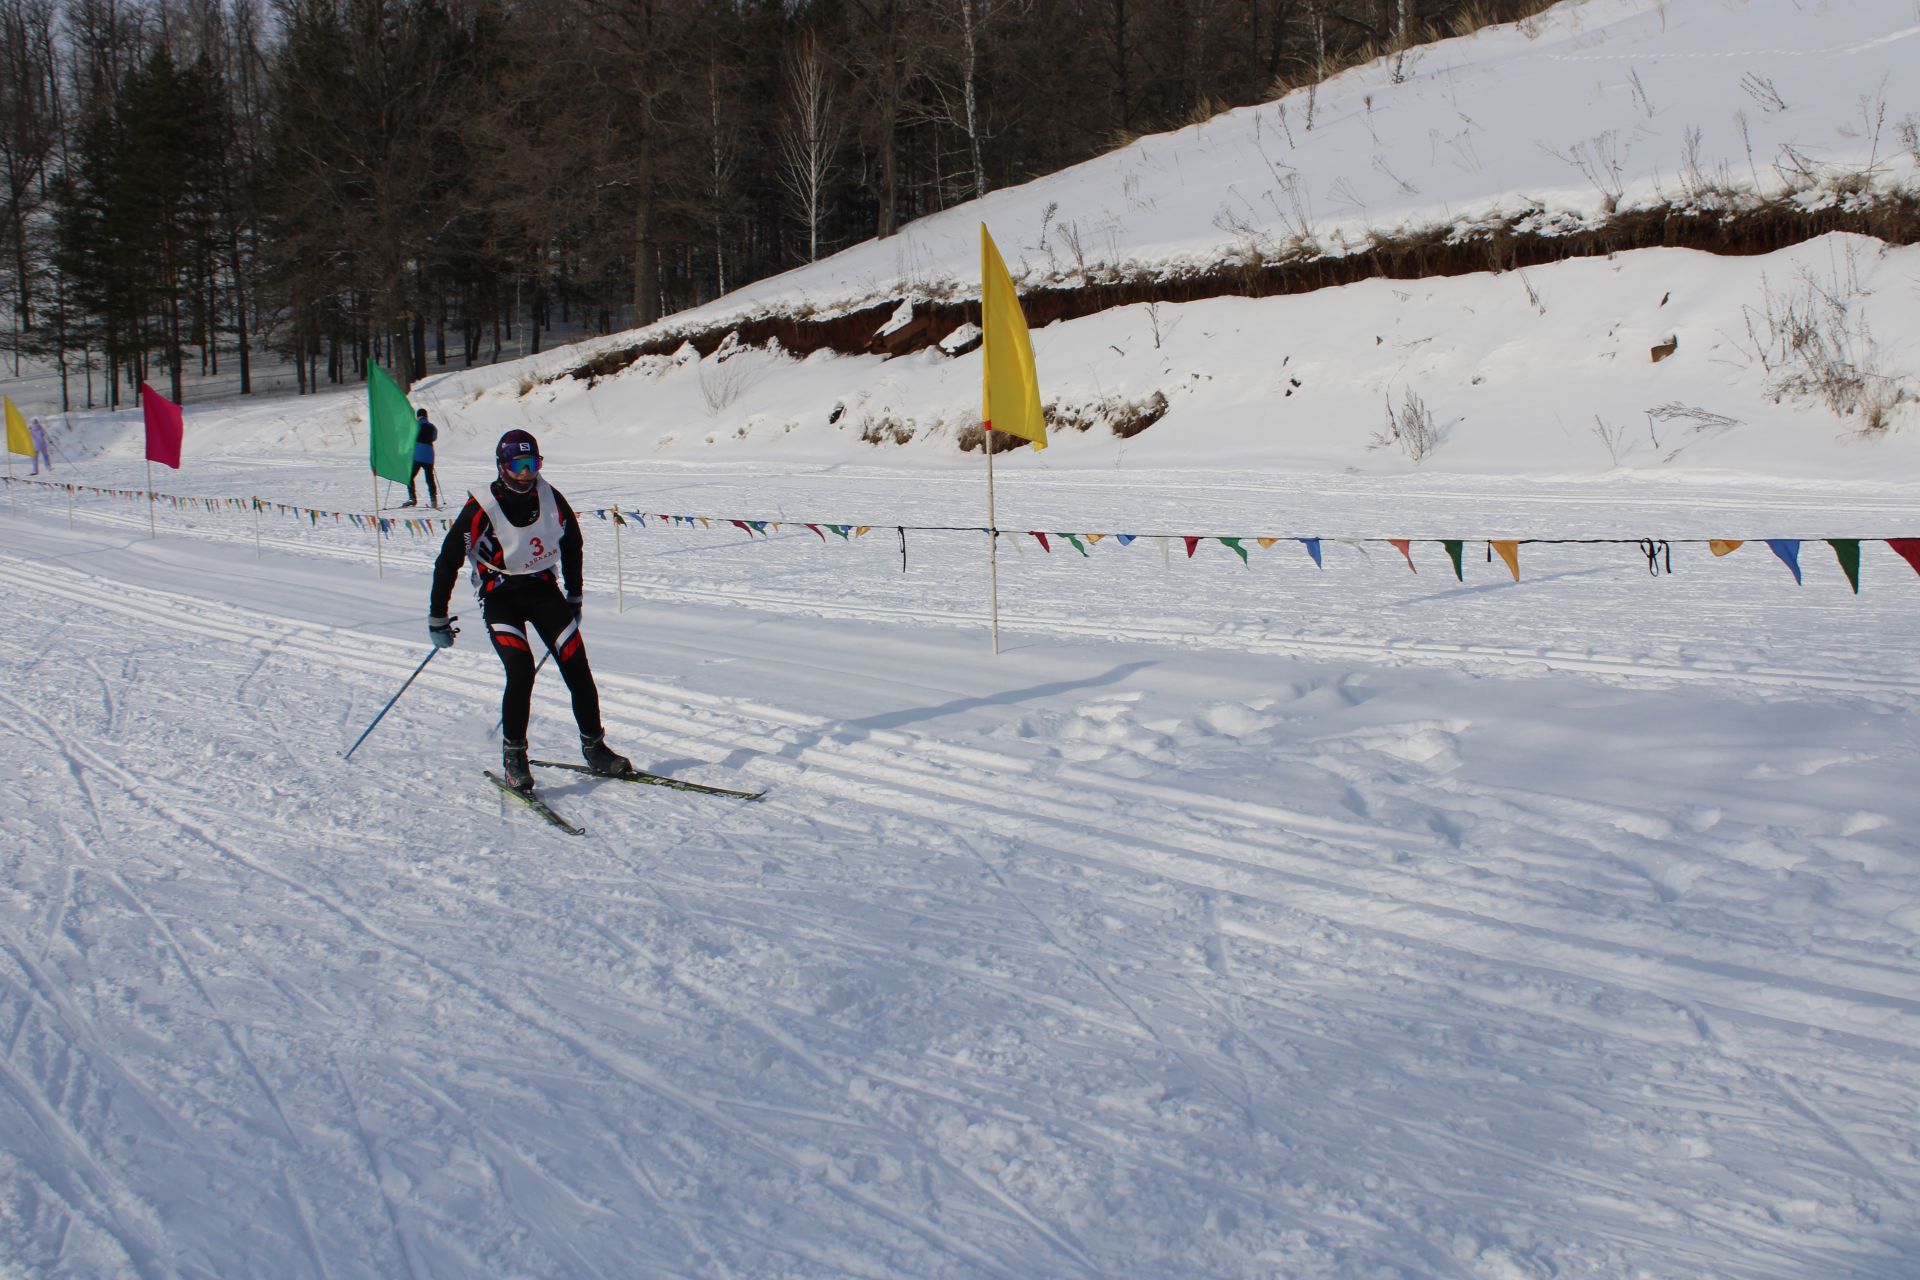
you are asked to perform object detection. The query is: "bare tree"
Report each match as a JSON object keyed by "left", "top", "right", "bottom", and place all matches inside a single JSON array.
[
  {"left": 776, "top": 31, "right": 843, "bottom": 263},
  {"left": 0, "top": 0, "right": 59, "bottom": 357},
  {"left": 842, "top": 0, "right": 931, "bottom": 240}
]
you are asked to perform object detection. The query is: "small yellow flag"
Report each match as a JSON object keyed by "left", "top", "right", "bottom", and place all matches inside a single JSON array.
[
  {"left": 1709, "top": 539, "right": 1744, "bottom": 557},
  {"left": 981, "top": 225, "right": 1046, "bottom": 451},
  {"left": 1490, "top": 540, "right": 1521, "bottom": 581},
  {"left": 3, "top": 396, "right": 31, "bottom": 457}
]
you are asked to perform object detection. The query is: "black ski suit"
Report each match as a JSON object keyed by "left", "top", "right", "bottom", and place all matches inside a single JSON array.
[{"left": 430, "top": 479, "right": 603, "bottom": 743}]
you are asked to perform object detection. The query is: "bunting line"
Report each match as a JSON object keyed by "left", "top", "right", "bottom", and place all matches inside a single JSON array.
[{"left": 5, "top": 477, "right": 1914, "bottom": 591}]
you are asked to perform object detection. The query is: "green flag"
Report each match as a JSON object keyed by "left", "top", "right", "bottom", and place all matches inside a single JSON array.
[{"left": 366, "top": 361, "right": 419, "bottom": 484}]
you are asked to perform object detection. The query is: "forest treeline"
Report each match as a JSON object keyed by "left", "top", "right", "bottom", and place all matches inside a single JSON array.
[{"left": 0, "top": 0, "right": 1550, "bottom": 408}]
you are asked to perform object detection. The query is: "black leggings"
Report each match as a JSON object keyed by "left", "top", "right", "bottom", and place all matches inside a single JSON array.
[
  {"left": 483, "top": 585, "right": 602, "bottom": 743},
  {"left": 408, "top": 460, "right": 438, "bottom": 504}
]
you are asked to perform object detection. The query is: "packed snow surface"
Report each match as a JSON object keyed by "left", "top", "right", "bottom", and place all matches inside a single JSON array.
[{"left": 3, "top": 441, "right": 1916, "bottom": 1278}]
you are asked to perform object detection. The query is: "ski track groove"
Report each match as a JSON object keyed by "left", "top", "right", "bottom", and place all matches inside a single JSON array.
[
  {"left": 5, "top": 511, "right": 1917, "bottom": 1273},
  {"left": 13, "top": 555, "right": 1913, "bottom": 1054},
  {"left": 588, "top": 873, "right": 1102, "bottom": 1278},
  {"left": 590, "top": 685, "right": 1920, "bottom": 1053}
]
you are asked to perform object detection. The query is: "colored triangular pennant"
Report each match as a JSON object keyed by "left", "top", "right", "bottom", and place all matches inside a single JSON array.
[
  {"left": 1442, "top": 539, "right": 1464, "bottom": 581},
  {"left": 1219, "top": 537, "right": 1248, "bottom": 564},
  {"left": 1031, "top": 531, "right": 1051, "bottom": 552},
  {"left": 805, "top": 523, "right": 825, "bottom": 540},
  {"left": 1297, "top": 537, "right": 1322, "bottom": 568},
  {"left": 1490, "top": 540, "right": 1520, "bottom": 581},
  {"left": 1708, "top": 539, "right": 1742, "bottom": 557},
  {"left": 1888, "top": 539, "right": 1920, "bottom": 577},
  {"left": 1828, "top": 539, "right": 1860, "bottom": 593},
  {"left": 1062, "top": 533, "right": 1089, "bottom": 556},
  {"left": 1388, "top": 538, "right": 1416, "bottom": 572},
  {"left": 1183, "top": 536, "right": 1201, "bottom": 558},
  {"left": 1765, "top": 539, "right": 1802, "bottom": 584}
]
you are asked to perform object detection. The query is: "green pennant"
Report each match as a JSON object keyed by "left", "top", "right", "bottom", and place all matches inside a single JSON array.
[
  {"left": 1828, "top": 538, "right": 1861, "bottom": 593},
  {"left": 1061, "top": 533, "right": 1090, "bottom": 557},
  {"left": 1218, "top": 536, "right": 1249, "bottom": 564},
  {"left": 1443, "top": 539, "right": 1464, "bottom": 581}
]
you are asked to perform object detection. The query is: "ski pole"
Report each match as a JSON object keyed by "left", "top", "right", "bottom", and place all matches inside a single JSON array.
[{"left": 344, "top": 642, "right": 445, "bottom": 761}]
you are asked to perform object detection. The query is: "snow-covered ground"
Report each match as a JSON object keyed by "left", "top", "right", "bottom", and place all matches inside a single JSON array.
[
  {"left": 3, "top": 448, "right": 1916, "bottom": 1277},
  {"left": 4, "top": 0, "right": 1919, "bottom": 1275}
]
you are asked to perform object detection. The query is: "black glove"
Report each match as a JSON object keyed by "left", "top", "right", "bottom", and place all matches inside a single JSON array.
[
  {"left": 428, "top": 615, "right": 458, "bottom": 648},
  {"left": 567, "top": 595, "right": 583, "bottom": 621}
]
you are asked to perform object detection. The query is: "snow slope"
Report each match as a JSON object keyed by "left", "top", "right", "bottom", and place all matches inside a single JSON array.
[
  {"left": 3, "top": 0, "right": 1919, "bottom": 1276},
  {"left": 663, "top": 0, "right": 1920, "bottom": 322}
]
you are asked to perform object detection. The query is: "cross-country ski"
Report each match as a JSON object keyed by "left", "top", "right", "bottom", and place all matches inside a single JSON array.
[
  {"left": 483, "top": 769, "right": 586, "bottom": 836},
  {"left": 529, "top": 758, "right": 767, "bottom": 801}
]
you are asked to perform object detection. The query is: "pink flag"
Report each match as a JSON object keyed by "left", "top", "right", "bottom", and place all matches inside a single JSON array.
[{"left": 140, "top": 383, "right": 182, "bottom": 469}]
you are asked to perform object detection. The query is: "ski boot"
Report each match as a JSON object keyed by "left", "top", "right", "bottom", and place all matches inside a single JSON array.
[
  {"left": 581, "top": 731, "right": 634, "bottom": 778},
  {"left": 502, "top": 738, "right": 535, "bottom": 792}
]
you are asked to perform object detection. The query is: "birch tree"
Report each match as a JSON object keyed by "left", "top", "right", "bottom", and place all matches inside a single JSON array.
[{"left": 775, "top": 31, "right": 842, "bottom": 263}]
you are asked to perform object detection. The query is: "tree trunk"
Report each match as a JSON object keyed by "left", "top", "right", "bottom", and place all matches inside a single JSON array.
[{"left": 632, "top": 132, "right": 658, "bottom": 325}]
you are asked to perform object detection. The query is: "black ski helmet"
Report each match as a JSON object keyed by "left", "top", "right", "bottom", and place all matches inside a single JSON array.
[
  {"left": 496, "top": 429, "right": 541, "bottom": 490},
  {"left": 496, "top": 429, "right": 540, "bottom": 467}
]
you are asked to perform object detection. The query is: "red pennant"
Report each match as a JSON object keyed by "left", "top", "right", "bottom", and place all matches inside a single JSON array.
[
  {"left": 1388, "top": 538, "right": 1416, "bottom": 573},
  {"left": 1031, "top": 532, "right": 1051, "bottom": 552},
  {"left": 805, "top": 523, "right": 825, "bottom": 540},
  {"left": 731, "top": 519, "right": 755, "bottom": 537},
  {"left": 1183, "top": 536, "right": 1201, "bottom": 558},
  {"left": 1888, "top": 539, "right": 1920, "bottom": 577}
]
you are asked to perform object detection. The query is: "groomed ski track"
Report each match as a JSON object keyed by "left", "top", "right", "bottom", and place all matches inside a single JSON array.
[{"left": 1, "top": 493, "right": 1917, "bottom": 1278}]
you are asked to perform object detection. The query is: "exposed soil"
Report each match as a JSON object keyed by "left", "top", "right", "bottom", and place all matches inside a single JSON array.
[{"left": 565, "top": 194, "right": 1920, "bottom": 385}]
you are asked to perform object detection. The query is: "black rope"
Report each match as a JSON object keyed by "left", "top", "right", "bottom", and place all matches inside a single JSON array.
[
  {"left": 1639, "top": 538, "right": 1672, "bottom": 575},
  {"left": 898, "top": 526, "right": 907, "bottom": 573}
]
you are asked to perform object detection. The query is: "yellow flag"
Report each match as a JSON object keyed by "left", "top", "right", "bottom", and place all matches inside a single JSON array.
[
  {"left": 1490, "top": 540, "right": 1521, "bottom": 581},
  {"left": 3, "top": 396, "right": 31, "bottom": 456},
  {"left": 981, "top": 225, "right": 1046, "bottom": 450},
  {"left": 1709, "top": 539, "right": 1744, "bottom": 557}
]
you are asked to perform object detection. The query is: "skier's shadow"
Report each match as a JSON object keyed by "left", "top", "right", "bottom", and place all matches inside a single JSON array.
[{"left": 648, "top": 659, "right": 1158, "bottom": 778}]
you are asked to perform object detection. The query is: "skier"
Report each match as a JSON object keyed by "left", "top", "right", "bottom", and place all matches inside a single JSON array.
[
  {"left": 27, "top": 418, "right": 51, "bottom": 475},
  {"left": 426, "top": 428, "right": 632, "bottom": 792},
  {"left": 402, "top": 407, "right": 439, "bottom": 507}
]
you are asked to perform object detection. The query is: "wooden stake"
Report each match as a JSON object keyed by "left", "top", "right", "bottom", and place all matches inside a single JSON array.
[{"left": 985, "top": 427, "right": 1000, "bottom": 654}]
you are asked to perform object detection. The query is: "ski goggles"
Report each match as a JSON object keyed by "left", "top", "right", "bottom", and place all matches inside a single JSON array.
[{"left": 503, "top": 454, "right": 542, "bottom": 475}]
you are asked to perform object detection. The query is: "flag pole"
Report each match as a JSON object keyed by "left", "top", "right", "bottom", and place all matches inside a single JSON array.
[
  {"left": 372, "top": 473, "right": 384, "bottom": 577},
  {"left": 146, "top": 458, "right": 156, "bottom": 538},
  {"left": 614, "top": 514, "right": 625, "bottom": 614},
  {"left": 985, "top": 426, "right": 1000, "bottom": 655}
]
